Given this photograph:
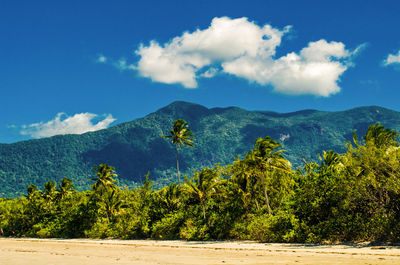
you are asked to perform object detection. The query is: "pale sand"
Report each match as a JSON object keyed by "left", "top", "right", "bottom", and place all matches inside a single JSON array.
[{"left": 1, "top": 238, "right": 400, "bottom": 265}]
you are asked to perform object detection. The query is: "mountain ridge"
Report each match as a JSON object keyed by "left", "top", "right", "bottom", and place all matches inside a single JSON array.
[{"left": 1, "top": 101, "right": 400, "bottom": 197}]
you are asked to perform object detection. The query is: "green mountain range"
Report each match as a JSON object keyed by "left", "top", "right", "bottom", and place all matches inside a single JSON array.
[{"left": 1, "top": 101, "right": 400, "bottom": 197}]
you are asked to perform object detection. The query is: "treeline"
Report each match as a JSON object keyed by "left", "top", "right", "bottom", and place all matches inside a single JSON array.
[{"left": 1, "top": 123, "right": 400, "bottom": 243}]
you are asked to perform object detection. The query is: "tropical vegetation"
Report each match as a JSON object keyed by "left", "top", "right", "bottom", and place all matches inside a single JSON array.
[{"left": 1, "top": 122, "right": 400, "bottom": 243}]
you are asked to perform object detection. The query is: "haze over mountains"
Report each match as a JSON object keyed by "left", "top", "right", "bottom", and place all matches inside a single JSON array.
[{"left": 1, "top": 101, "right": 400, "bottom": 197}]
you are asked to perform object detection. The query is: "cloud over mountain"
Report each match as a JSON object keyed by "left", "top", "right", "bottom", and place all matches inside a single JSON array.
[
  {"left": 20, "top": 112, "right": 116, "bottom": 138},
  {"left": 133, "top": 17, "right": 358, "bottom": 97}
]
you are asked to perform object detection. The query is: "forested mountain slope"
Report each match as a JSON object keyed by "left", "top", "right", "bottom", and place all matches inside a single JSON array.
[{"left": 1, "top": 101, "right": 400, "bottom": 197}]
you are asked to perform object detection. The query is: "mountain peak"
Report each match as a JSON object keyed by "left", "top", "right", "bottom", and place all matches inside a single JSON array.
[
  {"left": 156, "top": 101, "right": 210, "bottom": 121},
  {"left": 158, "top": 101, "right": 207, "bottom": 111}
]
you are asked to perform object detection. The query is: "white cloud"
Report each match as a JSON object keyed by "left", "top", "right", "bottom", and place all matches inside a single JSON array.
[
  {"left": 97, "top": 55, "right": 107, "bottom": 63},
  {"left": 20, "top": 112, "right": 116, "bottom": 138},
  {"left": 223, "top": 39, "right": 352, "bottom": 96},
  {"left": 132, "top": 16, "right": 359, "bottom": 97},
  {"left": 383, "top": 50, "right": 400, "bottom": 66}
]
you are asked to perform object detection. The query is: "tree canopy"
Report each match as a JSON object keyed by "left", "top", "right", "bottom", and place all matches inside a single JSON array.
[{"left": 1, "top": 123, "right": 400, "bottom": 243}]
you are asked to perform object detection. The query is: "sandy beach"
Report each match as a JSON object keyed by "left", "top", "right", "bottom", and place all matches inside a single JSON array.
[{"left": 1, "top": 238, "right": 400, "bottom": 265}]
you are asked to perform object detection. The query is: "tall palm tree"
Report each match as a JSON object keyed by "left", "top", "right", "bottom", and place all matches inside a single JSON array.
[
  {"left": 90, "top": 164, "right": 118, "bottom": 195},
  {"left": 245, "top": 136, "right": 291, "bottom": 214},
  {"left": 161, "top": 119, "right": 195, "bottom": 184}
]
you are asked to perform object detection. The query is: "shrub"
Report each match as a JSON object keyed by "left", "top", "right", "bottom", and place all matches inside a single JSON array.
[
  {"left": 248, "top": 211, "right": 300, "bottom": 242},
  {"left": 151, "top": 212, "right": 185, "bottom": 239}
]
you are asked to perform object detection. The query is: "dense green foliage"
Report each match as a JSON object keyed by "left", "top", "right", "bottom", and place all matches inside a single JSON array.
[
  {"left": 2, "top": 101, "right": 400, "bottom": 197},
  {"left": 1, "top": 123, "right": 400, "bottom": 243}
]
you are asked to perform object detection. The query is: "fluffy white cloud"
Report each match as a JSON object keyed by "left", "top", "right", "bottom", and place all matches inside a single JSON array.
[
  {"left": 20, "top": 112, "right": 116, "bottom": 138},
  {"left": 383, "top": 50, "right": 400, "bottom": 66},
  {"left": 133, "top": 16, "right": 358, "bottom": 97},
  {"left": 223, "top": 39, "right": 351, "bottom": 96}
]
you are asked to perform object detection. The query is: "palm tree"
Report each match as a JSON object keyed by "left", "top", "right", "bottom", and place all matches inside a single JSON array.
[
  {"left": 156, "top": 182, "right": 183, "bottom": 213},
  {"left": 230, "top": 158, "right": 258, "bottom": 216},
  {"left": 56, "top": 177, "right": 74, "bottom": 200},
  {"left": 364, "top": 123, "right": 399, "bottom": 148},
  {"left": 27, "top": 184, "right": 39, "bottom": 199},
  {"left": 318, "top": 150, "right": 344, "bottom": 174},
  {"left": 350, "top": 124, "right": 400, "bottom": 208},
  {"left": 161, "top": 119, "right": 195, "bottom": 184},
  {"left": 103, "top": 190, "right": 123, "bottom": 223},
  {"left": 90, "top": 164, "right": 119, "bottom": 195},
  {"left": 184, "top": 168, "right": 221, "bottom": 219},
  {"left": 43, "top": 180, "right": 57, "bottom": 203},
  {"left": 245, "top": 136, "right": 291, "bottom": 215}
]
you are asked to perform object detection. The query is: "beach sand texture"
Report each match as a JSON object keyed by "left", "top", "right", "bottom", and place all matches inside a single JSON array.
[{"left": 1, "top": 238, "right": 400, "bottom": 265}]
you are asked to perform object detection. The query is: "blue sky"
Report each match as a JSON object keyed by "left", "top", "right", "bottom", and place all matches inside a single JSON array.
[{"left": 1, "top": 0, "right": 400, "bottom": 143}]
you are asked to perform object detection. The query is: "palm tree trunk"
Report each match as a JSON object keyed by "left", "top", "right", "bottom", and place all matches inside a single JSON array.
[
  {"left": 260, "top": 171, "right": 272, "bottom": 215},
  {"left": 175, "top": 144, "right": 180, "bottom": 184},
  {"left": 201, "top": 200, "right": 206, "bottom": 219}
]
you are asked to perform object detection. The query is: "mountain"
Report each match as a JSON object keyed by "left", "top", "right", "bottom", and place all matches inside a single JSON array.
[{"left": 1, "top": 101, "right": 400, "bottom": 197}]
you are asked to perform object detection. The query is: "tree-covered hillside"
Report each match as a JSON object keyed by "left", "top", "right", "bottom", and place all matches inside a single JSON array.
[{"left": 1, "top": 101, "right": 400, "bottom": 197}]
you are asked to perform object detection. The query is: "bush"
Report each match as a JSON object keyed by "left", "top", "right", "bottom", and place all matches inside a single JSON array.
[
  {"left": 248, "top": 211, "right": 300, "bottom": 242},
  {"left": 84, "top": 221, "right": 111, "bottom": 238},
  {"left": 179, "top": 219, "right": 209, "bottom": 240},
  {"left": 151, "top": 212, "right": 185, "bottom": 239},
  {"left": 229, "top": 218, "right": 251, "bottom": 240}
]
